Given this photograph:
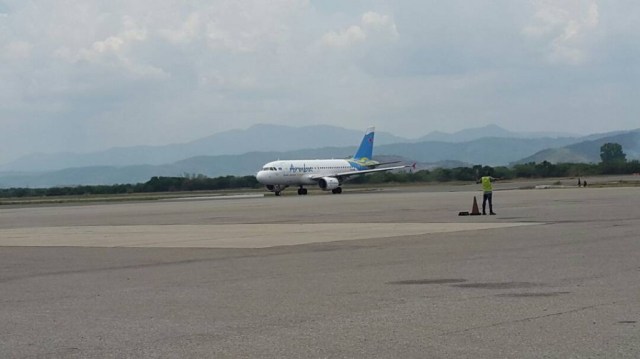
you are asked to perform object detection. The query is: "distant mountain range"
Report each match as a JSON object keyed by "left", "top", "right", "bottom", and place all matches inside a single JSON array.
[
  {"left": 0, "top": 124, "right": 637, "bottom": 188},
  {"left": 0, "top": 124, "right": 408, "bottom": 172},
  {"left": 515, "top": 130, "right": 640, "bottom": 164},
  {"left": 415, "top": 124, "right": 575, "bottom": 143},
  {"left": 0, "top": 124, "right": 578, "bottom": 173}
]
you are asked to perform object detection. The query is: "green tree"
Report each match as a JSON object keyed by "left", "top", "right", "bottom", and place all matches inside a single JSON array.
[
  {"left": 513, "top": 162, "right": 536, "bottom": 178},
  {"left": 600, "top": 143, "right": 626, "bottom": 164}
]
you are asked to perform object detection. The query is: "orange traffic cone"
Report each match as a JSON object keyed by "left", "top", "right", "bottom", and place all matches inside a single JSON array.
[{"left": 470, "top": 196, "right": 481, "bottom": 216}]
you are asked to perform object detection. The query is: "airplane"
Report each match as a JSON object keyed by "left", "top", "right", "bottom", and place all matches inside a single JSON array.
[{"left": 255, "top": 127, "right": 412, "bottom": 196}]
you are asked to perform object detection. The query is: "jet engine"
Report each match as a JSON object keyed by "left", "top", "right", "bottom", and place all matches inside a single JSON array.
[{"left": 318, "top": 177, "right": 340, "bottom": 191}]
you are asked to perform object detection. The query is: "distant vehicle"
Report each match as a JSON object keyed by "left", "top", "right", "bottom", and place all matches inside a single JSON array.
[{"left": 256, "top": 127, "right": 411, "bottom": 196}]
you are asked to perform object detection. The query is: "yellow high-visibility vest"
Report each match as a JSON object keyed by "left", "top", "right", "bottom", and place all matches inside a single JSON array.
[{"left": 481, "top": 176, "right": 493, "bottom": 192}]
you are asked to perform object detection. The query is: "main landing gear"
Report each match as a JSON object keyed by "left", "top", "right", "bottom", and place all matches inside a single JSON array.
[{"left": 291, "top": 186, "right": 342, "bottom": 195}]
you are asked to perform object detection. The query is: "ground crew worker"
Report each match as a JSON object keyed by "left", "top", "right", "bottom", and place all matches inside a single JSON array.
[{"left": 480, "top": 176, "right": 497, "bottom": 215}]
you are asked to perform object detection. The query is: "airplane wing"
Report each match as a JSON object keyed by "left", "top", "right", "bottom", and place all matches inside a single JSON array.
[
  {"left": 346, "top": 159, "right": 402, "bottom": 169},
  {"left": 370, "top": 160, "right": 402, "bottom": 167},
  {"left": 310, "top": 164, "right": 412, "bottom": 181}
]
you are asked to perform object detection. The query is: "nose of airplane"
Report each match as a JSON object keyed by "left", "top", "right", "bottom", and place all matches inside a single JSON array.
[{"left": 256, "top": 171, "right": 267, "bottom": 184}]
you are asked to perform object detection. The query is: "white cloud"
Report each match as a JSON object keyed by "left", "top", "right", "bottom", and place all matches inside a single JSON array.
[
  {"left": 159, "top": 13, "right": 202, "bottom": 44},
  {"left": 523, "top": 0, "right": 600, "bottom": 65},
  {"left": 362, "top": 11, "right": 398, "bottom": 39},
  {"left": 322, "top": 25, "right": 367, "bottom": 47},
  {"left": 321, "top": 11, "right": 398, "bottom": 48},
  {"left": 199, "top": 0, "right": 308, "bottom": 52},
  {"left": 0, "top": 0, "right": 639, "bottom": 163},
  {"left": 3, "top": 41, "right": 32, "bottom": 61},
  {"left": 54, "top": 16, "right": 168, "bottom": 79}
]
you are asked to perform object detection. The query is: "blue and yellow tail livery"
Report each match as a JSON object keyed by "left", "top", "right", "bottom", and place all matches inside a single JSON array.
[{"left": 353, "top": 127, "right": 375, "bottom": 161}]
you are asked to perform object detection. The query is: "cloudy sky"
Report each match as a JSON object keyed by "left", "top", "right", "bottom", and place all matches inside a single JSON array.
[{"left": 1, "top": 0, "right": 639, "bottom": 163}]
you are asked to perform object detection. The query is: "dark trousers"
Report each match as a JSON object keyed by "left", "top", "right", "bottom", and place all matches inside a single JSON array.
[{"left": 482, "top": 192, "right": 493, "bottom": 214}]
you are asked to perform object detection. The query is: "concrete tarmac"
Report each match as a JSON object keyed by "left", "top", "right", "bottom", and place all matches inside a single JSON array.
[{"left": 1, "top": 184, "right": 639, "bottom": 358}]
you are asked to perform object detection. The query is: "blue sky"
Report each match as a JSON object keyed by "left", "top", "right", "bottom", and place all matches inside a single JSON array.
[{"left": 1, "top": 0, "right": 639, "bottom": 163}]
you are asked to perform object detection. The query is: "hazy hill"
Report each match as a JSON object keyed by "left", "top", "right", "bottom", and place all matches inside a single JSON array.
[
  {"left": 377, "top": 137, "right": 577, "bottom": 166},
  {"left": 2, "top": 124, "right": 636, "bottom": 187},
  {"left": 0, "top": 123, "right": 578, "bottom": 172},
  {"left": 515, "top": 130, "right": 640, "bottom": 164},
  {"left": 0, "top": 136, "right": 577, "bottom": 187},
  {"left": 417, "top": 124, "right": 576, "bottom": 143},
  {"left": 0, "top": 124, "right": 409, "bottom": 172},
  {"left": 0, "top": 152, "right": 404, "bottom": 188}
]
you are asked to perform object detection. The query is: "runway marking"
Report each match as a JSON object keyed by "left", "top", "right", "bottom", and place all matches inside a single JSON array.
[
  {"left": 161, "top": 194, "right": 264, "bottom": 201},
  {"left": 0, "top": 222, "right": 539, "bottom": 249}
]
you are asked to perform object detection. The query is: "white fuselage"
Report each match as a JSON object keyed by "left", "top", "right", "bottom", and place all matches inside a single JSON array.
[{"left": 256, "top": 159, "right": 360, "bottom": 186}]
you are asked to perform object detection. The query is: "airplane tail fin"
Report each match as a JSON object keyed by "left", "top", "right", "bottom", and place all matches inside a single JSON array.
[{"left": 353, "top": 127, "right": 375, "bottom": 161}]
